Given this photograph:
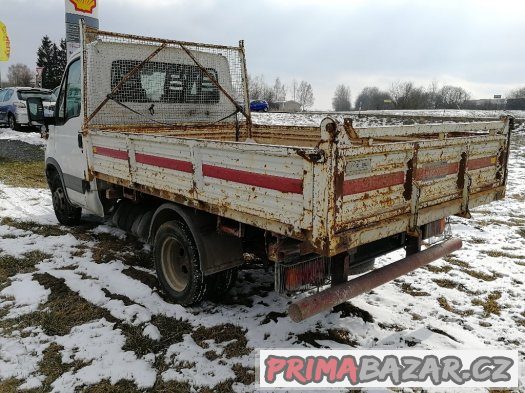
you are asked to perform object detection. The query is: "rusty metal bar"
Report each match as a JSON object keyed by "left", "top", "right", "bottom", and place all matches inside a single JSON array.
[
  {"left": 85, "top": 26, "right": 241, "bottom": 51},
  {"left": 288, "top": 237, "right": 462, "bottom": 322},
  {"left": 86, "top": 42, "right": 167, "bottom": 124}
]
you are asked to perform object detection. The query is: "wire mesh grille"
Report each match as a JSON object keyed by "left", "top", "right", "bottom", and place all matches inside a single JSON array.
[
  {"left": 275, "top": 255, "right": 330, "bottom": 294},
  {"left": 82, "top": 27, "right": 250, "bottom": 130}
]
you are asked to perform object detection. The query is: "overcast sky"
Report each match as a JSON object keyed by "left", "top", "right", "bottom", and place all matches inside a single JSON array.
[{"left": 1, "top": 0, "right": 524, "bottom": 109}]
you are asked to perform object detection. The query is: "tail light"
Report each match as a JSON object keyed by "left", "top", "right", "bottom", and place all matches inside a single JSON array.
[{"left": 275, "top": 255, "right": 330, "bottom": 294}]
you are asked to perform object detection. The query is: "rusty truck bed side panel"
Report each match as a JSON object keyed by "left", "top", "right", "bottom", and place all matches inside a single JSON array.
[{"left": 85, "top": 117, "right": 511, "bottom": 257}]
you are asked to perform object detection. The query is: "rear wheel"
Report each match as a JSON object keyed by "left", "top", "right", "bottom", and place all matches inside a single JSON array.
[
  {"left": 49, "top": 172, "right": 81, "bottom": 226},
  {"left": 154, "top": 220, "right": 206, "bottom": 305},
  {"left": 8, "top": 114, "right": 20, "bottom": 131}
]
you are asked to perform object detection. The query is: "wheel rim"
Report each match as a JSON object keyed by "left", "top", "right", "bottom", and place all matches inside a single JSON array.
[
  {"left": 160, "top": 236, "right": 190, "bottom": 292},
  {"left": 52, "top": 187, "right": 68, "bottom": 213}
]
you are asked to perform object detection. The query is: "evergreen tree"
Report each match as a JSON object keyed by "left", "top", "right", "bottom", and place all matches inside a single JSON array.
[{"left": 36, "top": 35, "right": 67, "bottom": 89}]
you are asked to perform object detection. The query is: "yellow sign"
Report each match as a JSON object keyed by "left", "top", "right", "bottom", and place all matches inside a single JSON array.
[
  {"left": 68, "top": 0, "right": 97, "bottom": 15},
  {"left": 0, "top": 21, "right": 10, "bottom": 61}
]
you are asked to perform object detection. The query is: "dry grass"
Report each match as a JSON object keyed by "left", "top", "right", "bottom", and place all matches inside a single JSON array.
[
  {"left": 295, "top": 328, "right": 358, "bottom": 348},
  {"left": 472, "top": 291, "right": 502, "bottom": 317},
  {"left": 0, "top": 159, "right": 47, "bottom": 188},
  {"left": 0, "top": 217, "right": 67, "bottom": 237},
  {"left": 437, "top": 296, "right": 474, "bottom": 317},
  {"left": 0, "top": 251, "right": 51, "bottom": 290},
  {"left": 400, "top": 282, "right": 430, "bottom": 297},
  {"left": 192, "top": 324, "right": 251, "bottom": 359}
]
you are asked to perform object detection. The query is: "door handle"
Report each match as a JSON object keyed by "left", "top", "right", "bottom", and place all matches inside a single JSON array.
[{"left": 77, "top": 133, "right": 83, "bottom": 149}]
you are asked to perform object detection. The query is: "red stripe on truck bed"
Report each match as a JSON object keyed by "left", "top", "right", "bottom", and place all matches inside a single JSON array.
[
  {"left": 343, "top": 171, "right": 405, "bottom": 196},
  {"left": 415, "top": 162, "right": 459, "bottom": 181},
  {"left": 202, "top": 164, "right": 303, "bottom": 194},
  {"left": 135, "top": 153, "right": 194, "bottom": 173},
  {"left": 93, "top": 146, "right": 129, "bottom": 160},
  {"left": 468, "top": 156, "right": 496, "bottom": 170}
]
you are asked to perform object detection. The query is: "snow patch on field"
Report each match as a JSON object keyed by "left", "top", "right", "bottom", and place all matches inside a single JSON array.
[
  {"left": 52, "top": 319, "right": 156, "bottom": 392},
  {"left": 0, "top": 273, "right": 50, "bottom": 318},
  {"left": 0, "top": 128, "right": 46, "bottom": 146}
]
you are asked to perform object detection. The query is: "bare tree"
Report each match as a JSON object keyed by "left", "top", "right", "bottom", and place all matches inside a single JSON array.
[
  {"left": 297, "top": 81, "right": 314, "bottom": 110},
  {"left": 435, "top": 85, "right": 471, "bottom": 109},
  {"left": 355, "top": 86, "right": 392, "bottom": 110},
  {"left": 332, "top": 84, "right": 352, "bottom": 111},
  {"left": 508, "top": 87, "right": 525, "bottom": 99},
  {"left": 273, "top": 78, "right": 286, "bottom": 102},
  {"left": 248, "top": 74, "right": 266, "bottom": 100},
  {"left": 7, "top": 63, "right": 33, "bottom": 87},
  {"left": 290, "top": 79, "right": 298, "bottom": 101}
]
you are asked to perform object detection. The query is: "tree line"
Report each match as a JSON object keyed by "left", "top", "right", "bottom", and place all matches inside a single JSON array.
[
  {"left": 332, "top": 81, "right": 478, "bottom": 111},
  {"left": 248, "top": 75, "right": 314, "bottom": 110}
]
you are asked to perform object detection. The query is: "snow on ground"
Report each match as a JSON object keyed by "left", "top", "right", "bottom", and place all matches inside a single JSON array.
[
  {"left": 0, "top": 120, "right": 523, "bottom": 392},
  {"left": 252, "top": 109, "right": 525, "bottom": 127},
  {"left": 0, "top": 127, "right": 46, "bottom": 146}
]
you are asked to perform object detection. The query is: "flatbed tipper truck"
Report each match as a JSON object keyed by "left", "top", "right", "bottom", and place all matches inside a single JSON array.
[{"left": 27, "top": 25, "right": 512, "bottom": 321}]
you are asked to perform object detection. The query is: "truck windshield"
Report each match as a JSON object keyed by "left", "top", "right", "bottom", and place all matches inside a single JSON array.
[
  {"left": 17, "top": 90, "right": 54, "bottom": 101},
  {"left": 110, "top": 60, "right": 220, "bottom": 104}
]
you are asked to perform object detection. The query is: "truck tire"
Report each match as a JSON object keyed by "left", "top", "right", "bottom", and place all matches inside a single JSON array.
[
  {"left": 49, "top": 172, "right": 81, "bottom": 226},
  {"left": 154, "top": 220, "right": 206, "bottom": 305},
  {"left": 206, "top": 268, "right": 238, "bottom": 299}
]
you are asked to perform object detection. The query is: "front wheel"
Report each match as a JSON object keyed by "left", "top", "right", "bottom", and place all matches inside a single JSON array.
[
  {"left": 154, "top": 220, "right": 206, "bottom": 305},
  {"left": 49, "top": 172, "right": 81, "bottom": 226}
]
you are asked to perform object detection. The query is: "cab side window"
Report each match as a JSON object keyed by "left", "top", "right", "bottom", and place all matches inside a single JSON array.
[
  {"left": 57, "top": 59, "right": 81, "bottom": 123},
  {"left": 0, "top": 90, "right": 5, "bottom": 102}
]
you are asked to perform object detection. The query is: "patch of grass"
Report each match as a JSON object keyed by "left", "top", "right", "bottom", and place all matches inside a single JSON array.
[
  {"left": 33, "top": 273, "right": 113, "bottom": 336},
  {"left": 0, "top": 158, "right": 47, "bottom": 188},
  {"left": 483, "top": 250, "right": 525, "bottom": 260},
  {"left": 332, "top": 302, "right": 374, "bottom": 323},
  {"left": 472, "top": 291, "right": 502, "bottom": 317},
  {"left": 121, "top": 267, "right": 157, "bottom": 290},
  {"left": 425, "top": 264, "right": 453, "bottom": 273},
  {"left": 443, "top": 256, "right": 470, "bottom": 268},
  {"left": 427, "top": 327, "right": 459, "bottom": 343},
  {"left": 432, "top": 278, "right": 479, "bottom": 295},
  {"left": 0, "top": 217, "right": 67, "bottom": 237},
  {"left": 295, "top": 328, "right": 358, "bottom": 348},
  {"left": 437, "top": 296, "right": 474, "bottom": 317},
  {"left": 121, "top": 314, "right": 192, "bottom": 358},
  {"left": 400, "top": 282, "right": 430, "bottom": 297},
  {"left": 192, "top": 323, "right": 251, "bottom": 359},
  {"left": 0, "top": 251, "right": 52, "bottom": 288},
  {"left": 260, "top": 311, "right": 287, "bottom": 325},
  {"left": 81, "top": 379, "right": 142, "bottom": 393},
  {"left": 0, "top": 378, "right": 21, "bottom": 393},
  {"left": 37, "top": 342, "right": 91, "bottom": 392},
  {"left": 461, "top": 268, "right": 501, "bottom": 282},
  {"left": 232, "top": 364, "right": 255, "bottom": 386}
]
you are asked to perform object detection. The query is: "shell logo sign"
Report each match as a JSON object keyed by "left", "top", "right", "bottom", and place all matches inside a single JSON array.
[
  {"left": 69, "top": 0, "right": 97, "bottom": 14},
  {"left": 0, "top": 21, "right": 10, "bottom": 61}
]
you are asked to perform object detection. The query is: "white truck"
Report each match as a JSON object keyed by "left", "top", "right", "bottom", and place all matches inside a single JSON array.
[{"left": 27, "top": 25, "right": 512, "bottom": 321}]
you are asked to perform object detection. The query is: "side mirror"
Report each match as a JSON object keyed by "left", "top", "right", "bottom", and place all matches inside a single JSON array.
[{"left": 26, "top": 97, "right": 46, "bottom": 123}]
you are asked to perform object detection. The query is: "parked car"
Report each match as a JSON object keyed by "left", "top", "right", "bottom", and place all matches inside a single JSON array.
[
  {"left": 250, "top": 99, "right": 269, "bottom": 112},
  {"left": 0, "top": 87, "right": 56, "bottom": 131}
]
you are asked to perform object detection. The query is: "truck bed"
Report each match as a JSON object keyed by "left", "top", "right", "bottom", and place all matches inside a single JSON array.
[{"left": 84, "top": 116, "right": 511, "bottom": 256}]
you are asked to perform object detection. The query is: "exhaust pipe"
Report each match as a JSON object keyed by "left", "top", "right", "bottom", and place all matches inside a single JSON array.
[{"left": 288, "top": 238, "right": 462, "bottom": 322}]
